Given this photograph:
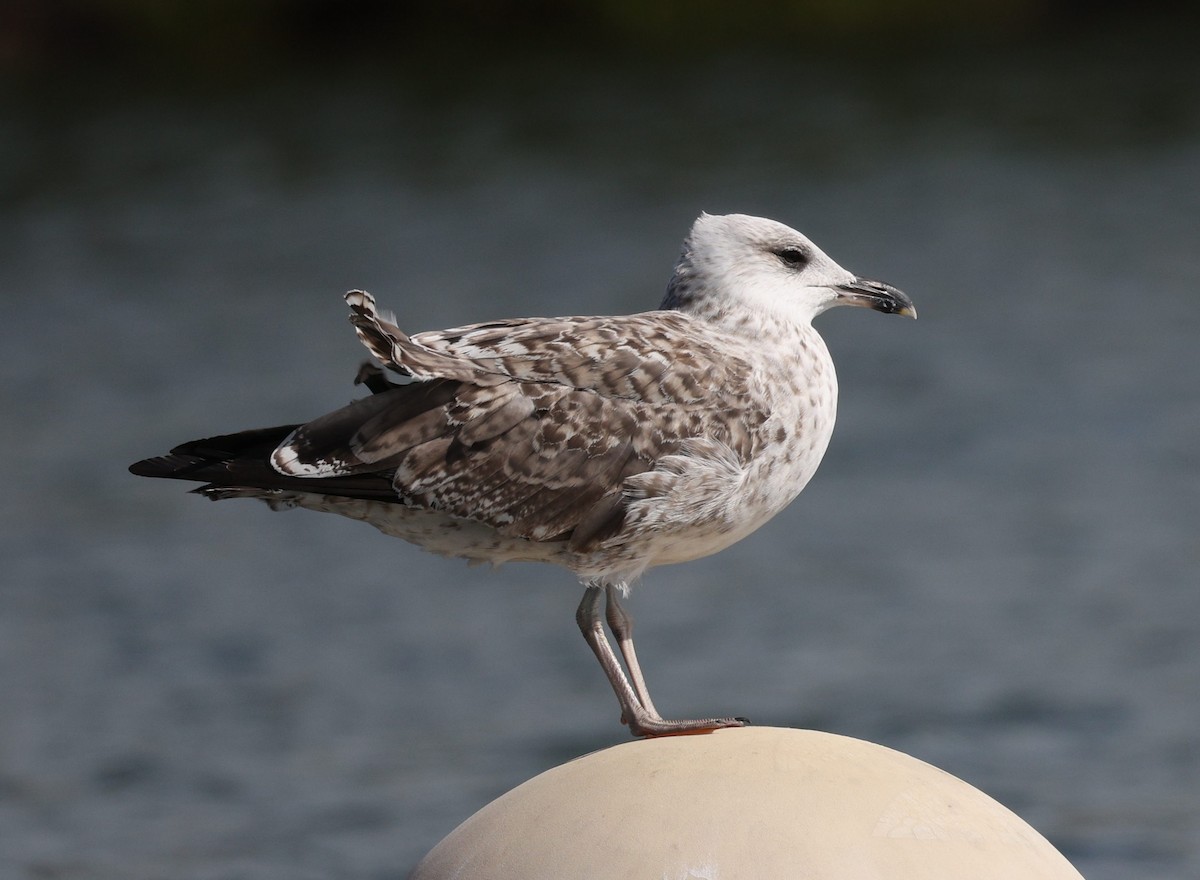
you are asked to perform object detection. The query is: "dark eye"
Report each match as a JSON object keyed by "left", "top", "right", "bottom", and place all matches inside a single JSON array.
[{"left": 775, "top": 247, "right": 809, "bottom": 268}]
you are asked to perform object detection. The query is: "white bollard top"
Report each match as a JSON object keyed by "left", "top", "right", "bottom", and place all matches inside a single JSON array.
[{"left": 411, "top": 727, "right": 1084, "bottom": 879}]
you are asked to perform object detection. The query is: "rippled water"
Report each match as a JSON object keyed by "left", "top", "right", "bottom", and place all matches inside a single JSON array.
[{"left": 2, "top": 28, "right": 1198, "bottom": 880}]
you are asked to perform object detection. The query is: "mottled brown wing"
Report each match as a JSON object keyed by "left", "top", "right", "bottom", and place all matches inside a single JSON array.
[{"left": 279, "top": 298, "right": 767, "bottom": 548}]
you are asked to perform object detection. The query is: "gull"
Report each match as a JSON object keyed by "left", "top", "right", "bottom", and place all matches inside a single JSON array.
[{"left": 130, "top": 213, "right": 915, "bottom": 737}]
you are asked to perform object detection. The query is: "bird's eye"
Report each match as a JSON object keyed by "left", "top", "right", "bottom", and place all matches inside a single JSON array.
[{"left": 776, "top": 247, "right": 809, "bottom": 268}]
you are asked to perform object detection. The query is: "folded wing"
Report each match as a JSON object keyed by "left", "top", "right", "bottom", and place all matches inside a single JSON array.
[{"left": 139, "top": 291, "right": 768, "bottom": 554}]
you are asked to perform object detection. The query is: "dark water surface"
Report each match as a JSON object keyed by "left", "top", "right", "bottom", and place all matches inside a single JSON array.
[{"left": 2, "top": 29, "right": 1198, "bottom": 880}]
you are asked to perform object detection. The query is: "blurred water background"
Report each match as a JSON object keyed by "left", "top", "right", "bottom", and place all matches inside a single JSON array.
[{"left": 2, "top": 2, "right": 1198, "bottom": 878}]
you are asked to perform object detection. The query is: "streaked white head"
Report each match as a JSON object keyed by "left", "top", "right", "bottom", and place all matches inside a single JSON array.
[{"left": 661, "top": 213, "right": 914, "bottom": 327}]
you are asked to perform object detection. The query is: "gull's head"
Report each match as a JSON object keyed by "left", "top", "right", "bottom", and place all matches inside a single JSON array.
[{"left": 662, "top": 213, "right": 915, "bottom": 326}]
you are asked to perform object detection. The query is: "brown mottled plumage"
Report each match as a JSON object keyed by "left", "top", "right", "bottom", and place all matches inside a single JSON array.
[{"left": 131, "top": 213, "right": 914, "bottom": 737}]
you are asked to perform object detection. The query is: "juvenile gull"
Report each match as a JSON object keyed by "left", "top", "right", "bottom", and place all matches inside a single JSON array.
[{"left": 130, "top": 213, "right": 915, "bottom": 737}]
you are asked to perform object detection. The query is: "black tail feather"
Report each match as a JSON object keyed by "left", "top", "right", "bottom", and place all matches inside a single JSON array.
[
  {"left": 129, "top": 424, "right": 401, "bottom": 503},
  {"left": 129, "top": 425, "right": 298, "bottom": 481}
]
